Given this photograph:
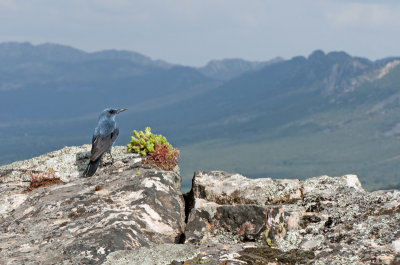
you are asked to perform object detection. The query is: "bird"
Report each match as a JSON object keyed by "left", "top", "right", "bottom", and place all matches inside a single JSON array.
[{"left": 83, "top": 107, "right": 127, "bottom": 177}]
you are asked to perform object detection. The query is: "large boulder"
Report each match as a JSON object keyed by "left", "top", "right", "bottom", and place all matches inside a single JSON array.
[
  {"left": 0, "top": 145, "right": 185, "bottom": 264},
  {"left": 182, "top": 170, "right": 400, "bottom": 264}
]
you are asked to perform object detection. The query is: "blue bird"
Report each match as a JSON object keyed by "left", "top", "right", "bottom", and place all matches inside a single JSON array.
[{"left": 83, "top": 107, "right": 127, "bottom": 177}]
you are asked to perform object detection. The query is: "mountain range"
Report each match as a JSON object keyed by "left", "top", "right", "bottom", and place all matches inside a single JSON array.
[{"left": 1, "top": 42, "right": 400, "bottom": 191}]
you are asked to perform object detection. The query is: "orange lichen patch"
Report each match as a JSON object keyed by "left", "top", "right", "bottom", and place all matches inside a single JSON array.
[
  {"left": 270, "top": 188, "right": 304, "bottom": 204},
  {"left": 204, "top": 221, "right": 217, "bottom": 235},
  {"left": 237, "top": 221, "right": 256, "bottom": 237},
  {"left": 214, "top": 190, "right": 258, "bottom": 205},
  {"left": 25, "top": 168, "right": 63, "bottom": 191}
]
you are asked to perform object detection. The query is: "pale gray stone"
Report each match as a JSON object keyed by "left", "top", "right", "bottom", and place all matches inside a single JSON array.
[
  {"left": 183, "top": 170, "right": 400, "bottom": 264},
  {"left": 0, "top": 145, "right": 184, "bottom": 265},
  {"left": 102, "top": 244, "right": 199, "bottom": 265}
]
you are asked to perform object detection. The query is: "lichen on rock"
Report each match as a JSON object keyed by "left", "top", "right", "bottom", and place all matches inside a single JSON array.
[
  {"left": 1, "top": 147, "right": 400, "bottom": 264},
  {"left": 182, "top": 170, "right": 400, "bottom": 264},
  {"left": 0, "top": 145, "right": 184, "bottom": 265}
]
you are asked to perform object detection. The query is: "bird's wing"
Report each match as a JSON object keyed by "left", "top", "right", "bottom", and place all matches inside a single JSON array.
[{"left": 90, "top": 128, "right": 119, "bottom": 161}]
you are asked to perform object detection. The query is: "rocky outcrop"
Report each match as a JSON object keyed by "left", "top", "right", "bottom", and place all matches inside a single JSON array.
[
  {"left": 1, "top": 147, "right": 400, "bottom": 264},
  {"left": 0, "top": 145, "right": 184, "bottom": 264},
  {"left": 181, "top": 171, "right": 400, "bottom": 264}
]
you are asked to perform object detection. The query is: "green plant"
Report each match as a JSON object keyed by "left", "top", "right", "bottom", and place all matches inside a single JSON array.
[
  {"left": 127, "top": 127, "right": 169, "bottom": 156},
  {"left": 127, "top": 127, "right": 180, "bottom": 170}
]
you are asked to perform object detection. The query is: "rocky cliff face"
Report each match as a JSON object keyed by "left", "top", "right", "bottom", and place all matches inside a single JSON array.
[{"left": 1, "top": 146, "right": 399, "bottom": 264}]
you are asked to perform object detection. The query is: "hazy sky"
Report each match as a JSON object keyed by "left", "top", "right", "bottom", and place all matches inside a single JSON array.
[{"left": 0, "top": 0, "right": 399, "bottom": 66}]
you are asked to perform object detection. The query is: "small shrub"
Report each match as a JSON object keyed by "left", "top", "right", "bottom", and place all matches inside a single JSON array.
[
  {"left": 127, "top": 127, "right": 169, "bottom": 156},
  {"left": 127, "top": 127, "right": 180, "bottom": 170},
  {"left": 26, "top": 168, "right": 63, "bottom": 191},
  {"left": 146, "top": 143, "right": 180, "bottom": 171}
]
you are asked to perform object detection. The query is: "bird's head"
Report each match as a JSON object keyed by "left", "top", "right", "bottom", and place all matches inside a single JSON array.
[{"left": 101, "top": 107, "right": 127, "bottom": 119}]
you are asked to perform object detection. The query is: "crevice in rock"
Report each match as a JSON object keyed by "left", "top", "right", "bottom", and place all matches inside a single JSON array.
[
  {"left": 177, "top": 232, "right": 186, "bottom": 244},
  {"left": 179, "top": 175, "right": 196, "bottom": 244},
  {"left": 183, "top": 187, "right": 195, "bottom": 224}
]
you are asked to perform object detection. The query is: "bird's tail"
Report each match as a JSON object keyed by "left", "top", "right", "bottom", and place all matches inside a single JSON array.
[{"left": 83, "top": 157, "right": 102, "bottom": 177}]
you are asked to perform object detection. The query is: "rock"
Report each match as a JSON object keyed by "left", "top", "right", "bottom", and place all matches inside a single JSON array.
[
  {"left": 393, "top": 238, "right": 400, "bottom": 254},
  {"left": 191, "top": 170, "right": 304, "bottom": 205},
  {"left": 237, "top": 247, "right": 315, "bottom": 265},
  {"left": 182, "top": 170, "right": 400, "bottom": 264},
  {"left": 0, "top": 145, "right": 143, "bottom": 184},
  {"left": 0, "top": 145, "right": 185, "bottom": 265},
  {"left": 1, "top": 149, "right": 400, "bottom": 264},
  {"left": 185, "top": 204, "right": 268, "bottom": 244},
  {"left": 102, "top": 243, "right": 199, "bottom": 265}
]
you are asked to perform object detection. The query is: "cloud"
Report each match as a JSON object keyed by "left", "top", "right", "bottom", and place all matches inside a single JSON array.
[
  {"left": 0, "top": 0, "right": 15, "bottom": 9},
  {"left": 326, "top": 2, "right": 400, "bottom": 29}
]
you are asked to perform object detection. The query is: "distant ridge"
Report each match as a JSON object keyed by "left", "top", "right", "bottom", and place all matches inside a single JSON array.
[
  {"left": 197, "top": 57, "right": 284, "bottom": 81},
  {"left": 0, "top": 42, "right": 285, "bottom": 80},
  {"left": 0, "top": 42, "right": 172, "bottom": 68}
]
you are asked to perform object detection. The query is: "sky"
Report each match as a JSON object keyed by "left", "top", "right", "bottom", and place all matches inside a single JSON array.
[{"left": 0, "top": 0, "right": 399, "bottom": 66}]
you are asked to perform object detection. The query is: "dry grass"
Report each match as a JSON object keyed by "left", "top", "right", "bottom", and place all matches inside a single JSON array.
[{"left": 25, "top": 168, "right": 63, "bottom": 191}]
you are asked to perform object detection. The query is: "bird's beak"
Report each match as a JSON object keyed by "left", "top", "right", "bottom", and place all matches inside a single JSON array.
[{"left": 116, "top": 108, "right": 127, "bottom": 114}]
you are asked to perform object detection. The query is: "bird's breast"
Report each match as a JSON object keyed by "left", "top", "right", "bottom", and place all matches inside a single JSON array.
[{"left": 99, "top": 122, "right": 116, "bottom": 136}]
